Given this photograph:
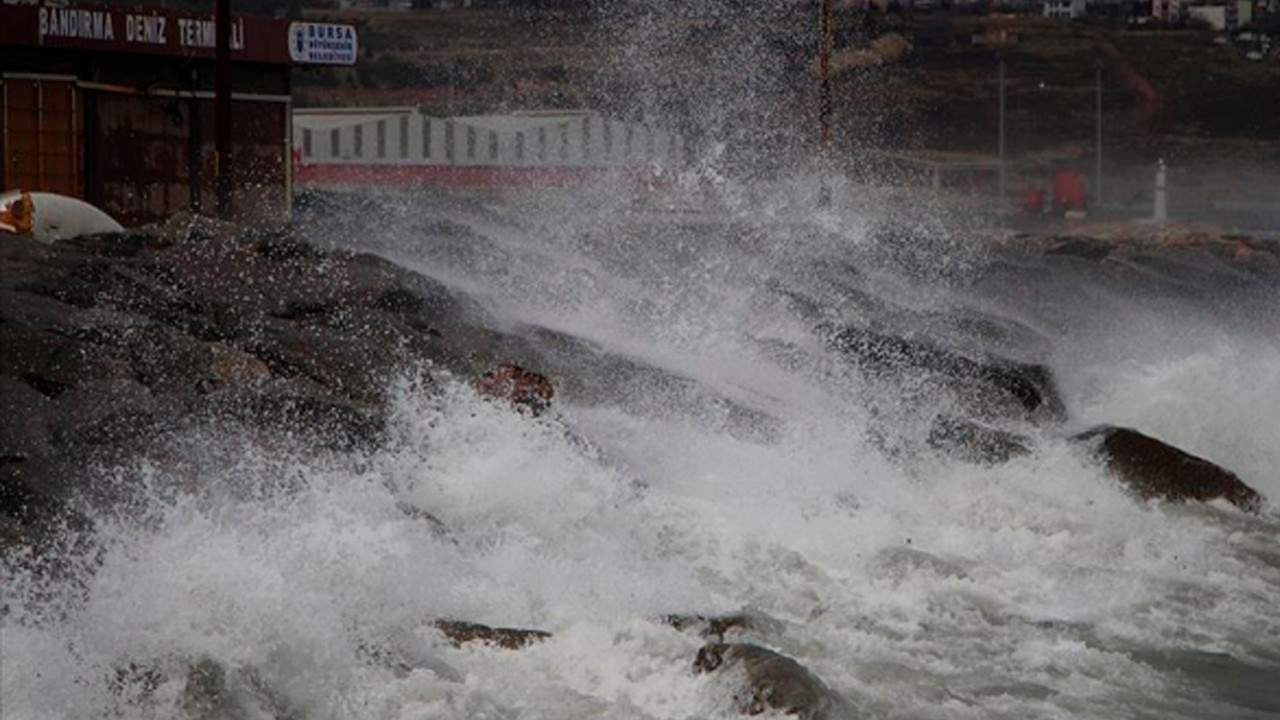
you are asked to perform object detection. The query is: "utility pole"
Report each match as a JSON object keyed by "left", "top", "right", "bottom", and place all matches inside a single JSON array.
[
  {"left": 1095, "top": 60, "right": 1103, "bottom": 208},
  {"left": 214, "top": 0, "right": 233, "bottom": 219},
  {"left": 997, "top": 50, "right": 1006, "bottom": 204},
  {"left": 1153, "top": 158, "right": 1167, "bottom": 223},
  {"left": 817, "top": 0, "right": 833, "bottom": 208}
]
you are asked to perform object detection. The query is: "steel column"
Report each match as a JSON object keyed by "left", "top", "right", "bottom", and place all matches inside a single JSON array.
[
  {"left": 214, "top": 0, "right": 233, "bottom": 218},
  {"left": 997, "top": 52, "right": 1006, "bottom": 203},
  {"left": 817, "top": 0, "right": 833, "bottom": 208}
]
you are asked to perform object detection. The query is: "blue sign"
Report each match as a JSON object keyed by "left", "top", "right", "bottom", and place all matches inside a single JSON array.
[{"left": 288, "top": 22, "right": 357, "bottom": 65}]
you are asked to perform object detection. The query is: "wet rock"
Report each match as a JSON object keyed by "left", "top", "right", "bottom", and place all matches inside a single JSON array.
[
  {"left": 49, "top": 379, "right": 172, "bottom": 447},
  {"left": 245, "top": 320, "right": 387, "bottom": 406},
  {"left": 694, "top": 643, "right": 836, "bottom": 719},
  {"left": 831, "top": 326, "right": 1064, "bottom": 424},
  {"left": 180, "top": 658, "right": 230, "bottom": 719},
  {"left": 358, "top": 638, "right": 464, "bottom": 682},
  {"left": 1073, "top": 426, "right": 1264, "bottom": 512},
  {"left": 1045, "top": 238, "right": 1112, "bottom": 262},
  {"left": 1, "top": 326, "right": 134, "bottom": 388},
  {"left": 0, "top": 457, "right": 98, "bottom": 579},
  {"left": 126, "top": 326, "right": 214, "bottom": 389},
  {"left": 432, "top": 620, "right": 551, "bottom": 650},
  {"left": 0, "top": 378, "right": 56, "bottom": 459},
  {"left": 473, "top": 363, "right": 555, "bottom": 416},
  {"left": 661, "top": 613, "right": 755, "bottom": 641},
  {"left": 394, "top": 501, "right": 450, "bottom": 538},
  {"left": 526, "top": 326, "right": 782, "bottom": 443},
  {"left": 108, "top": 662, "right": 165, "bottom": 705},
  {"left": 927, "top": 415, "right": 1033, "bottom": 465},
  {"left": 1, "top": 458, "right": 82, "bottom": 537},
  {"left": 206, "top": 379, "right": 385, "bottom": 453},
  {"left": 181, "top": 657, "right": 296, "bottom": 720},
  {"left": 1, "top": 229, "right": 544, "bottom": 557},
  {"left": 252, "top": 228, "right": 327, "bottom": 261},
  {"left": 869, "top": 546, "right": 969, "bottom": 583},
  {"left": 208, "top": 345, "right": 271, "bottom": 385}
]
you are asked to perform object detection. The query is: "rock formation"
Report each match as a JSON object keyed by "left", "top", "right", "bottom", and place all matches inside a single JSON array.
[
  {"left": 927, "top": 415, "right": 1033, "bottom": 465},
  {"left": 1073, "top": 425, "right": 1264, "bottom": 512},
  {"left": 661, "top": 613, "right": 756, "bottom": 642},
  {"left": 432, "top": 620, "right": 551, "bottom": 650},
  {"left": 0, "top": 228, "right": 536, "bottom": 554},
  {"left": 831, "top": 325, "right": 1064, "bottom": 425},
  {"left": 473, "top": 362, "right": 555, "bottom": 416},
  {"left": 694, "top": 643, "right": 837, "bottom": 719}
]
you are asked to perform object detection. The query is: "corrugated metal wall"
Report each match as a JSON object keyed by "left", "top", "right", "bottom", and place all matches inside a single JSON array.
[
  {"left": 4, "top": 74, "right": 289, "bottom": 226},
  {"left": 88, "top": 94, "right": 287, "bottom": 225},
  {"left": 86, "top": 91, "right": 192, "bottom": 225},
  {"left": 2, "top": 76, "right": 80, "bottom": 198}
]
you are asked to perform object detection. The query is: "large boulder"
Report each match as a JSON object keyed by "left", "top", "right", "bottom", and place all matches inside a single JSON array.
[
  {"left": 524, "top": 326, "right": 782, "bottom": 443},
  {"left": 1073, "top": 426, "right": 1264, "bottom": 512},
  {"left": 694, "top": 643, "right": 838, "bottom": 719},
  {"left": 432, "top": 620, "right": 551, "bottom": 650},
  {"left": 927, "top": 415, "right": 1033, "bottom": 465},
  {"left": 473, "top": 363, "right": 555, "bottom": 416},
  {"left": 830, "top": 326, "right": 1064, "bottom": 425},
  {"left": 660, "top": 613, "right": 756, "bottom": 642}
]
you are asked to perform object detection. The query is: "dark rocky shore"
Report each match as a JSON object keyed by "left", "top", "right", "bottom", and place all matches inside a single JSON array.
[
  {"left": 1, "top": 226, "right": 549, "bottom": 554},
  {"left": 2, "top": 222, "right": 1273, "bottom": 720}
]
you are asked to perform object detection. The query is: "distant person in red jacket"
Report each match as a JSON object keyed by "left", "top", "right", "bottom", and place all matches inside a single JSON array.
[
  {"left": 1053, "top": 166, "right": 1087, "bottom": 214},
  {"left": 1021, "top": 186, "right": 1045, "bottom": 216}
]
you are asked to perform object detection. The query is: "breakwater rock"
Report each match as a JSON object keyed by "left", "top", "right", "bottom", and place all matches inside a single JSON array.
[
  {"left": 0, "top": 228, "right": 546, "bottom": 553},
  {"left": 1073, "top": 425, "right": 1265, "bottom": 512},
  {"left": 695, "top": 643, "right": 840, "bottom": 719}
]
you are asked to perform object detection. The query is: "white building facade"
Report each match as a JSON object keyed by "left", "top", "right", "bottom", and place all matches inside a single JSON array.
[
  {"left": 1043, "top": 0, "right": 1086, "bottom": 18},
  {"left": 292, "top": 108, "right": 685, "bottom": 171}
]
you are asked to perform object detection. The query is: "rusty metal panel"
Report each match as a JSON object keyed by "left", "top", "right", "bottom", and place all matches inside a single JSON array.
[
  {"left": 89, "top": 91, "right": 190, "bottom": 226},
  {"left": 86, "top": 94, "right": 286, "bottom": 225},
  {"left": 40, "top": 81, "right": 78, "bottom": 196},
  {"left": 2, "top": 78, "right": 79, "bottom": 197},
  {"left": 6, "top": 77, "right": 288, "bottom": 224},
  {"left": 4, "top": 80, "right": 40, "bottom": 192}
]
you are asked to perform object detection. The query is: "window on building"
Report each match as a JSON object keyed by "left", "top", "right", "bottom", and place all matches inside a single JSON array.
[
  {"left": 354, "top": 125, "right": 363, "bottom": 157},
  {"left": 377, "top": 120, "right": 386, "bottom": 159},
  {"left": 582, "top": 117, "right": 591, "bottom": 159},
  {"left": 445, "top": 122, "right": 455, "bottom": 162},
  {"left": 331, "top": 128, "right": 340, "bottom": 157},
  {"left": 516, "top": 132, "right": 525, "bottom": 161},
  {"left": 303, "top": 128, "right": 313, "bottom": 158},
  {"left": 489, "top": 131, "right": 498, "bottom": 160},
  {"left": 559, "top": 123, "right": 569, "bottom": 160},
  {"left": 466, "top": 126, "right": 476, "bottom": 159},
  {"left": 423, "top": 118, "right": 432, "bottom": 158},
  {"left": 399, "top": 116, "right": 409, "bottom": 158},
  {"left": 538, "top": 127, "right": 547, "bottom": 161}
]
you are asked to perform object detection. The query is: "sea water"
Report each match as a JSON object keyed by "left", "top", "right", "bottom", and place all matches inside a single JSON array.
[{"left": 3, "top": 182, "right": 1279, "bottom": 720}]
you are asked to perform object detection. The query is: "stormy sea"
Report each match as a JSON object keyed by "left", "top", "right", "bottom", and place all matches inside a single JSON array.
[{"left": 3, "top": 176, "right": 1280, "bottom": 720}]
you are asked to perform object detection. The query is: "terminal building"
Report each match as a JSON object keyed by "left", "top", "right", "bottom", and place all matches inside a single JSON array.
[{"left": 0, "top": 1, "right": 348, "bottom": 225}]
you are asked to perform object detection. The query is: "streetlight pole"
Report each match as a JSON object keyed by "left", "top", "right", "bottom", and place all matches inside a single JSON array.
[
  {"left": 997, "top": 51, "right": 1006, "bottom": 204},
  {"left": 817, "top": 0, "right": 833, "bottom": 208},
  {"left": 215, "top": 0, "right": 233, "bottom": 219},
  {"left": 1095, "top": 60, "right": 1103, "bottom": 208}
]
